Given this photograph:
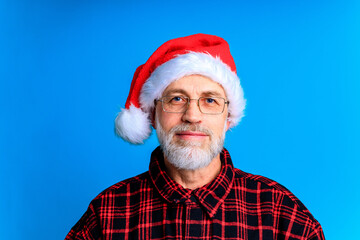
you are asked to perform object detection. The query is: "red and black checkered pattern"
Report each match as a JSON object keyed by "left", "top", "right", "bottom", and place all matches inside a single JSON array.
[{"left": 66, "top": 147, "right": 324, "bottom": 240}]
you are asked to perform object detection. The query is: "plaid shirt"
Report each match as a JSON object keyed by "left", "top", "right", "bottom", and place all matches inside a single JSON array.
[{"left": 66, "top": 147, "right": 324, "bottom": 240}]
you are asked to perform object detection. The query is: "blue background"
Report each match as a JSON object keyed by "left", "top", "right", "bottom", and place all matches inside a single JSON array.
[{"left": 1, "top": 0, "right": 359, "bottom": 239}]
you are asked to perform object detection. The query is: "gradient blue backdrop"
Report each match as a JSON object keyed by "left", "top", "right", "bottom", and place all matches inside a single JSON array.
[{"left": 1, "top": 0, "right": 359, "bottom": 239}]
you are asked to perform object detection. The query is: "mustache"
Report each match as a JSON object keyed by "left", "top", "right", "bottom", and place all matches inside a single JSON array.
[{"left": 169, "top": 124, "right": 213, "bottom": 136}]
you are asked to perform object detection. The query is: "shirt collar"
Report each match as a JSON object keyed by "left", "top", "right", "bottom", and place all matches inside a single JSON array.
[{"left": 149, "top": 146, "right": 235, "bottom": 218}]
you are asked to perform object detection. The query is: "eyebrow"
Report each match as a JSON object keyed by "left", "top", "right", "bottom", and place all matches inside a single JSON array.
[
  {"left": 163, "top": 89, "right": 188, "bottom": 96},
  {"left": 201, "top": 91, "right": 224, "bottom": 97},
  {"left": 163, "top": 89, "right": 224, "bottom": 97}
]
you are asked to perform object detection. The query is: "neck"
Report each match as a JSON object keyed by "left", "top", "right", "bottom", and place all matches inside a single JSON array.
[{"left": 163, "top": 154, "right": 222, "bottom": 190}]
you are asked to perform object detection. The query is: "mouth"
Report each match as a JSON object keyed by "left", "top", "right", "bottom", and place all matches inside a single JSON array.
[{"left": 175, "top": 131, "right": 208, "bottom": 140}]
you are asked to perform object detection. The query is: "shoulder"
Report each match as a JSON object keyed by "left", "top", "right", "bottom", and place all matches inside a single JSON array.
[
  {"left": 233, "top": 168, "right": 296, "bottom": 194},
  {"left": 89, "top": 171, "right": 151, "bottom": 209},
  {"left": 232, "top": 168, "right": 318, "bottom": 222},
  {"left": 101, "top": 171, "right": 150, "bottom": 194},
  {"left": 65, "top": 172, "right": 152, "bottom": 239},
  {"left": 232, "top": 169, "right": 325, "bottom": 238}
]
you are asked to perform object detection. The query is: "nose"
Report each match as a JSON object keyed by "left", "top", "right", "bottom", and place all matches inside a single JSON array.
[{"left": 181, "top": 99, "right": 202, "bottom": 123}]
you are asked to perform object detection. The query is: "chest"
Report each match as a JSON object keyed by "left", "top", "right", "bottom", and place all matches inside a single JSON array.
[{"left": 99, "top": 194, "right": 277, "bottom": 240}]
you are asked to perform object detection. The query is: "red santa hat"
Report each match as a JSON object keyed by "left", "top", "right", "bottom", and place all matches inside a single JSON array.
[{"left": 115, "top": 33, "right": 246, "bottom": 144}]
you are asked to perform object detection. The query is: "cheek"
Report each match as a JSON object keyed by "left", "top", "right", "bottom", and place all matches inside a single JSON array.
[
  {"left": 211, "top": 118, "right": 228, "bottom": 136},
  {"left": 156, "top": 110, "right": 180, "bottom": 132}
]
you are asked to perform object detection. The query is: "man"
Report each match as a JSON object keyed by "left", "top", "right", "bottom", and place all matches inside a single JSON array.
[{"left": 66, "top": 34, "right": 325, "bottom": 239}]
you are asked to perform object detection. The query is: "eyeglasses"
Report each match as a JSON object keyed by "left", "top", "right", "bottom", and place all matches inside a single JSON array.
[{"left": 156, "top": 96, "right": 229, "bottom": 114}]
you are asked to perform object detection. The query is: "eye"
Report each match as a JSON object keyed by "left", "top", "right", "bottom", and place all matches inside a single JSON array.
[
  {"left": 167, "top": 95, "right": 186, "bottom": 104},
  {"left": 205, "top": 98, "right": 217, "bottom": 104},
  {"left": 172, "top": 96, "right": 183, "bottom": 102}
]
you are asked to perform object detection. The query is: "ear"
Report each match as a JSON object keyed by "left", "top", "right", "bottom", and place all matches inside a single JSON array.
[
  {"left": 151, "top": 108, "right": 156, "bottom": 129},
  {"left": 225, "top": 120, "right": 230, "bottom": 131},
  {"left": 225, "top": 112, "right": 231, "bottom": 131}
]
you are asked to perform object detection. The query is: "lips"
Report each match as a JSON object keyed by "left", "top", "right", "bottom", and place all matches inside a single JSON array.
[
  {"left": 176, "top": 131, "right": 208, "bottom": 140},
  {"left": 177, "top": 131, "right": 207, "bottom": 136}
]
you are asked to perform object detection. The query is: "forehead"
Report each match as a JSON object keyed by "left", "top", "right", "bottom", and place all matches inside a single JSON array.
[{"left": 162, "top": 75, "right": 226, "bottom": 97}]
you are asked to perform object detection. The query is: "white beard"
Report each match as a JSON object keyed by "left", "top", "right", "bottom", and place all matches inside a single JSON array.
[{"left": 155, "top": 116, "right": 227, "bottom": 170}]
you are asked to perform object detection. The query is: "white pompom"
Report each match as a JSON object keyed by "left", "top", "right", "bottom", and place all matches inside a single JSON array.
[{"left": 114, "top": 104, "right": 152, "bottom": 144}]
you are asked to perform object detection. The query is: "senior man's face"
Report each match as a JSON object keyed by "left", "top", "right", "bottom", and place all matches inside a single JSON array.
[{"left": 154, "top": 75, "right": 230, "bottom": 170}]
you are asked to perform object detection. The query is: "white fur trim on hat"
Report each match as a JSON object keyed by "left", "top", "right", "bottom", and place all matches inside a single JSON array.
[
  {"left": 140, "top": 52, "right": 246, "bottom": 128},
  {"left": 114, "top": 104, "right": 152, "bottom": 144}
]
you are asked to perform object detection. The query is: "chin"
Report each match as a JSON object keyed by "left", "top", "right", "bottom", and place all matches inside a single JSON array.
[{"left": 174, "top": 139, "right": 206, "bottom": 148}]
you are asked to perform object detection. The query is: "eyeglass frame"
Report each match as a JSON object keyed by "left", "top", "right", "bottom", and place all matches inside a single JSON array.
[{"left": 154, "top": 96, "right": 230, "bottom": 115}]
